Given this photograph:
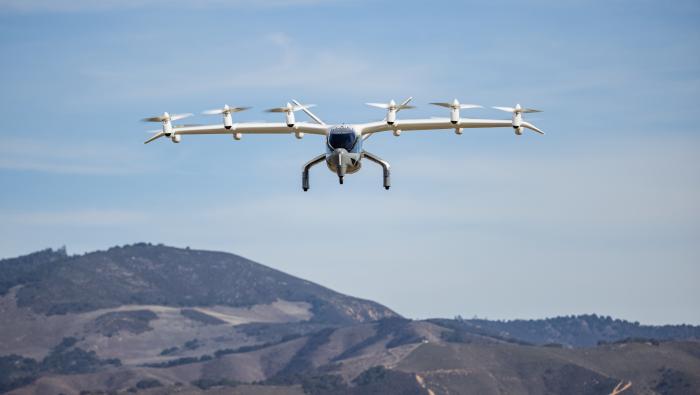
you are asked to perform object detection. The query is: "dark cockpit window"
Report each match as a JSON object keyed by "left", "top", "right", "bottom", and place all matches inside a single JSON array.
[{"left": 328, "top": 132, "right": 357, "bottom": 151}]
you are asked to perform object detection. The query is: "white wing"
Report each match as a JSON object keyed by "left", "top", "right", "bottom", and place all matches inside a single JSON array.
[
  {"left": 357, "top": 118, "right": 544, "bottom": 136},
  {"left": 145, "top": 122, "right": 328, "bottom": 144}
]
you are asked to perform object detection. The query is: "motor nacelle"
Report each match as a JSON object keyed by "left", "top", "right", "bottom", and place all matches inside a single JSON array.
[
  {"left": 430, "top": 100, "right": 482, "bottom": 126},
  {"left": 266, "top": 102, "right": 315, "bottom": 128},
  {"left": 450, "top": 108, "right": 459, "bottom": 124},
  {"left": 142, "top": 111, "right": 192, "bottom": 138},
  {"left": 387, "top": 108, "right": 397, "bottom": 125},
  {"left": 163, "top": 119, "right": 173, "bottom": 136},
  {"left": 512, "top": 112, "right": 523, "bottom": 135},
  {"left": 366, "top": 99, "right": 414, "bottom": 126},
  {"left": 295, "top": 131, "right": 304, "bottom": 139},
  {"left": 492, "top": 104, "right": 543, "bottom": 136},
  {"left": 392, "top": 129, "right": 401, "bottom": 137},
  {"left": 171, "top": 134, "right": 181, "bottom": 143},
  {"left": 455, "top": 128, "right": 463, "bottom": 135},
  {"left": 233, "top": 132, "right": 242, "bottom": 140},
  {"left": 202, "top": 105, "right": 250, "bottom": 130}
]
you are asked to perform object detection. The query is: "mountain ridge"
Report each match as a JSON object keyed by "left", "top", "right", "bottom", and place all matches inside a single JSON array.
[
  {"left": 1, "top": 244, "right": 699, "bottom": 394},
  {"left": 1, "top": 243, "right": 398, "bottom": 324}
]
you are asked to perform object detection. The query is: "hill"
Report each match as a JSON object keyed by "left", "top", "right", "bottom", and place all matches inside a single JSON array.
[
  {"left": 1, "top": 243, "right": 398, "bottom": 324},
  {"left": 1, "top": 244, "right": 698, "bottom": 394}
]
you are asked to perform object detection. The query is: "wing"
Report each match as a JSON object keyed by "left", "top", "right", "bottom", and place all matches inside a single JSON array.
[
  {"left": 145, "top": 122, "right": 328, "bottom": 144},
  {"left": 357, "top": 118, "right": 544, "bottom": 136}
]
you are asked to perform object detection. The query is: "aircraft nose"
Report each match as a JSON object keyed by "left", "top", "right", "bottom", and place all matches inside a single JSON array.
[{"left": 332, "top": 149, "right": 349, "bottom": 182}]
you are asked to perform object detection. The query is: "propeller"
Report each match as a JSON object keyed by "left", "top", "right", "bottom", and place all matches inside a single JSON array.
[
  {"left": 365, "top": 99, "right": 415, "bottom": 111},
  {"left": 492, "top": 104, "right": 541, "bottom": 114},
  {"left": 144, "top": 131, "right": 165, "bottom": 144},
  {"left": 202, "top": 104, "right": 250, "bottom": 115},
  {"left": 202, "top": 104, "right": 250, "bottom": 129},
  {"left": 141, "top": 111, "right": 193, "bottom": 143},
  {"left": 366, "top": 99, "right": 415, "bottom": 125},
  {"left": 492, "top": 104, "right": 544, "bottom": 135},
  {"left": 141, "top": 112, "right": 193, "bottom": 123},
  {"left": 266, "top": 102, "right": 316, "bottom": 113},
  {"left": 430, "top": 99, "right": 482, "bottom": 124},
  {"left": 144, "top": 125, "right": 198, "bottom": 144},
  {"left": 266, "top": 102, "right": 316, "bottom": 127},
  {"left": 430, "top": 99, "right": 481, "bottom": 110},
  {"left": 143, "top": 125, "right": 200, "bottom": 132}
]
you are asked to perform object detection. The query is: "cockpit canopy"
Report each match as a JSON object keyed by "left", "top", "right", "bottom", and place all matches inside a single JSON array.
[{"left": 328, "top": 128, "right": 357, "bottom": 151}]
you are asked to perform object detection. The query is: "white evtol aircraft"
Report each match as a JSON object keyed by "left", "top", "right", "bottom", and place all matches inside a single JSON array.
[{"left": 142, "top": 97, "right": 544, "bottom": 191}]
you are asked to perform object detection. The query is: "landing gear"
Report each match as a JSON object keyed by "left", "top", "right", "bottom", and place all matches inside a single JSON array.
[
  {"left": 363, "top": 151, "right": 391, "bottom": 190},
  {"left": 301, "top": 153, "right": 326, "bottom": 192},
  {"left": 302, "top": 151, "right": 391, "bottom": 191}
]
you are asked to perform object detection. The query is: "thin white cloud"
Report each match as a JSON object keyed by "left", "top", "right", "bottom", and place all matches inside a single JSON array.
[
  {"left": 0, "top": 137, "right": 153, "bottom": 175},
  {"left": 74, "top": 32, "right": 434, "bottom": 102}
]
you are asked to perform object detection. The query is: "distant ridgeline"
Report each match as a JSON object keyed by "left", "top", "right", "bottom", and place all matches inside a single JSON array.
[{"left": 430, "top": 315, "right": 700, "bottom": 348}]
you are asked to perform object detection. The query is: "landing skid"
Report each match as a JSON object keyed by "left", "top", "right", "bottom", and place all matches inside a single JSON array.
[{"left": 363, "top": 151, "right": 391, "bottom": 190}]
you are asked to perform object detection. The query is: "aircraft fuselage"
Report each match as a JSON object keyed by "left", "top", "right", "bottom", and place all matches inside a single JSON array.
[{"left": 324, "top": 125, "right": 363, "bottom": 179}]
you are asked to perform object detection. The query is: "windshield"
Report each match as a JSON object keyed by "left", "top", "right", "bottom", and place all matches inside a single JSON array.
[{"left": 328, "top": 132, "right": 357, "bottom": 151}]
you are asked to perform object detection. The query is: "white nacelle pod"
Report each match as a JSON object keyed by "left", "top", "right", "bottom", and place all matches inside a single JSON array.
[
  {"left": 233, "top": 132, "right": 242, "bottom": 140},
  {"left": 387, "top": 109, "right": 397, "bottom": 125},
  {"left": 163, "top": 118, "right": 173, "bottom": 137},
  {"left": 295, "top": 131, "right": 304, "bottom": 139},
  {"left": 285, "top": 111, "right": 295, "bottom": 127},
  {"left": 171, "top": 134, "right": 181, "bottom": 143},
  {"left": 512, "top": 112, "right": 523, "bottom": 136},
  {"left": 223, "top": 112, "right": 233, "bottom": 129},
  {"left": 455, "top": 127, "right": 463, "bottom": 135},
  {"left": 392, "top": 129, "right": 402, "bottom": 137},
  {"left": 450, "top": 108, "right": 460, "bottom": 124}
]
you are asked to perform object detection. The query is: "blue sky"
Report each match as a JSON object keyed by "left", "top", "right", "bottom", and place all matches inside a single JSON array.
[{"left": 1, "top": 0, "right": 698, "bottom": 325}]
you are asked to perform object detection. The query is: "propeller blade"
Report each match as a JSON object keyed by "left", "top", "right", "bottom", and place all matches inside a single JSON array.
[
  {"left": 395, "top": 97, "right": 413, "bottom": 112},
  {"left": 202, "top": 106, "right": 250, "bottom": 115},
  {"left": 492, "top": 106, "right": 542, "bottom": 114},
  {"left": 292, "top": 99, "right": 325, "bottom": 125},
  {"left": 292, "top": 104, "right": 316, "bottom": 112},
  {"left": 141, "top": 115, "right": 167, "bottom": 122},
  {"left": 366, "top": 103, "right": 390, "bottom": 109},
  {"left": 459, "top": 104, "right": 482, "bottom": 109},
  {"left": 492, "top": 106, "right": 516, "bottom": 113},
  {"left": 430, "top": 102, "right": 452, "bottom": 108},
  {"left": 521, "top": 121, "right": 545, "bottom": 135},
  {"left": 397, "top": 104, "right": 415, "bottom": 110},
  {"left": 266, "top": 107, "right": 288, "bottom": 113},
  {"left": 144, "top": 131, "right": 165, "bottom": 144},
  {"left": 169, "top": 113, "right": 193, "bottom": 121}
]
